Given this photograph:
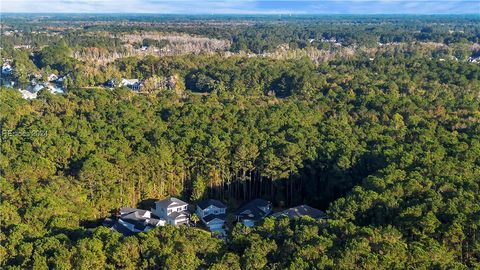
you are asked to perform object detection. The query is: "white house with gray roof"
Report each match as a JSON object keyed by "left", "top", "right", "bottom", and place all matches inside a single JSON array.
[
  {"left": 151, "top": 197, "right": 190, "bottom": 225},
  {"left": 104, "top": 207, "right": 165, "bottom": 236},
  {"left": 121, "top": 78, "right": 143, "bottom": 91},
  {"left": 2, "top": 63, "right": 12, "bottom": 75},
  {"left": 196, "top": 199, "right": 227, "bottom": 233}
]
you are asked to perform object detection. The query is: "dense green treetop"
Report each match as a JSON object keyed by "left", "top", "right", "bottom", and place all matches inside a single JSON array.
[
  {"left": 1, "top": 50, "right": 479, "bottom": 269},
  {"left": 0, "top": 15, "right": 479, "bottom": 269}
]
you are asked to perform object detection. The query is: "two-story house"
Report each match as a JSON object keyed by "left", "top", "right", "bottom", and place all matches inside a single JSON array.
[
  {"left": 151, "top": 197, "right": 190, "bottom": 225},
  {"left": 196, "top": 199, "right": 227, "bottom": 232},
  {"left": 234, "top": 199, "right": 272, "bottom": 227},
  {"left": 103, "top": 207, "right": 165, "bottom": 236}
]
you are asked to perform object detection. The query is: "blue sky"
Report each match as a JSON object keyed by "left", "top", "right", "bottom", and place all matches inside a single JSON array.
[{"left": 1, "top": 0, "right": 479, "bottom": 14}]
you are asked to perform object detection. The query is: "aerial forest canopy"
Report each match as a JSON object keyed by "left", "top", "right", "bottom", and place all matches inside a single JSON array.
[{"left": 0, "top": 14, "right": 479, "bottom": 269}]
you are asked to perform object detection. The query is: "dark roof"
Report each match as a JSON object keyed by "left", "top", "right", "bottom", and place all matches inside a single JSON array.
[
  {"left": 102, "top": 217, "right": 115, "bottom": 227},
  {"left": 111, "top": 207, "right": 164, "bottom": 234},
  {"left": 121, "top": 208, "right": 149, "bottom": 218},
  {"left": 235, "top": 207, "right": 265, "bottom": 221},
  {"left": 121, "top": 216, "right": 144, "bottom": 226},
  {"left": 146, "top": 218, "right": 162, "bottom": 226},
  {"left": 203, "top": 213, "right": 226, "bottom": 223},
  {"left": 111, "top": 221, "right": 135, "bottom": 237},
  {"left": 133, "top": 222, "right": 150, "bottom": 232},
  {"left": 271, "top": 205, "right": 327, "bottom": 220},
  {"left": 234, "top": 199, "right": 270, "bottom": 215},
  {"left": 119, "top": 207, "right": 139, "bottom": 215},
  {"left": 234, "top": 199, "right": 271, "bottom": 221},
  {"left": 197, "top": 199, "right": 226, "bottom": 210},
  {"left": 121, "top": 209, "right": 152, "bottom": 221}
]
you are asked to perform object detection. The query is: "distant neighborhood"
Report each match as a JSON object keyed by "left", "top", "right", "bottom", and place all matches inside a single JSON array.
[
  {"left": 103, "top": 197, "right": 327, "bottom": 237},
  {"left": 1, "top": 43, "right": 479, "bottom": 100},
  {"left": 1, "top": 61, "right": 149, "bottom": 99},
  {"left": 1, "top": 62, "right": 66, "bottom": 99}
]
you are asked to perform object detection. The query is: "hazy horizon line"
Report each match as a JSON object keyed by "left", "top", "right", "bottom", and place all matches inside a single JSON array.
[{"left": 2, "top": 12, "right": 479, "bottom": 15}]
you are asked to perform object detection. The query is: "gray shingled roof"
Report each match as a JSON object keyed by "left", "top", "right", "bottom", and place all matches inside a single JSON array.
[
  {"left": 146, "top": 218, "right": 162, "bottom": 226},
  {"left": 155, "top": 197, "right": 188, "bottom": 209},
  {"left": 122, "top": 209, "right": 149, "bottom": 219},
  {"left": 169, "top": 211, "right": 189, "bottom": 219},
  {"left": 271, "top": 205, "right": 327, "bottom": 219},
  {"left": 203, "top": 213, "right": 226, "bottom": 223},
  {"left": 111, "top": 221, "right": 135, "bottom": 237},
  {"left": 105, "top": 207, "right": 165, "bottom": 236},
  {"left": 234, "top": 199, "right": 271, "bottom": 221},
  {"left": 133, "top": 222, "right": 150, "bottom": 232},
  {"left": 197, "top": 199, "right": 226, "bottom": 210},
  {"left": 121, "top": 215, "right": 145, "bottom": 226},
  {"left": 119, "top": 207, "right": 138, "bottom": 215}
]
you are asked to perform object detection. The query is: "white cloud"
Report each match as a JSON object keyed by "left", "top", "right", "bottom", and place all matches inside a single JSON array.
[
  {"left": 0, "top": 0, "right": 257, "bottom": 13},
  {"left": 0, "top": 0, "right": 477, "bottom": 14}
]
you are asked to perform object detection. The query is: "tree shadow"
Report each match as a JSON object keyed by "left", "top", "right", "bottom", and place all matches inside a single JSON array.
[
  {"left": 80, "top": 217, "right": 107, "bottom": 229},
  {"left": 136, "top": 198, "right": 159, "bottom": 210}
]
